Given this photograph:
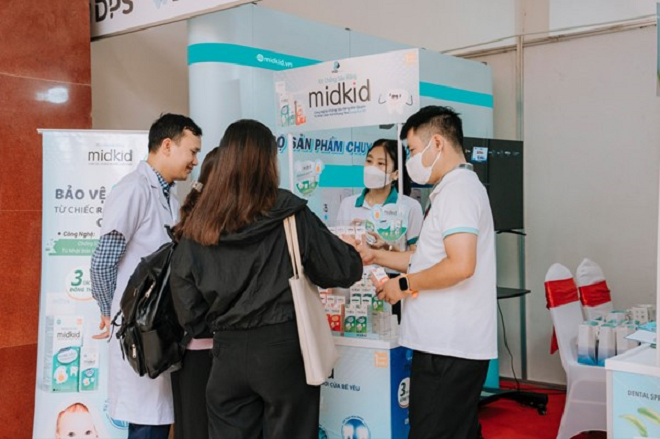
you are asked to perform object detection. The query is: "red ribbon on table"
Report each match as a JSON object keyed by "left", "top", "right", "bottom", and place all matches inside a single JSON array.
[
  {"left": 579, "top": 280, "right": 611, "bottom": 308},
  {"left": 544, "top": 278, "right": 579, "bottom": 355}
]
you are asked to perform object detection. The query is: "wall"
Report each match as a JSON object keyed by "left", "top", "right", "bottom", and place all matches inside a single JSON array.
[
  {"left": 470, "top": 51, "right": 524, "bottom": 380},
  {"left": 549, "top": 0, "right": 658, "bottom": 31},
  {"left": 522, "top": 26, "right": 660, "bottom": 383},
  {"left": 91, "top": 21, "right": 189, "bottom": 130},
  {"left": 0, "top": 1, "right": 92, "bottom": 437},
  {"left": 259, "top": 0, "right": 518, "bottom": 52},
  {"left": 473, "top": 25, "right": 660, "bottom": 385}
]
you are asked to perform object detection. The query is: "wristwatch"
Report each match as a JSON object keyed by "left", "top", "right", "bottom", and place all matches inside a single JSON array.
[{"left": 398, "top": 275, "right": 418, "bottom": 298}]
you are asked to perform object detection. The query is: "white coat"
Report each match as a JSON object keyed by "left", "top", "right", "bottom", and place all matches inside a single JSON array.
[{"left": 100, "top": 161, "right": 179, "bottom": 425}]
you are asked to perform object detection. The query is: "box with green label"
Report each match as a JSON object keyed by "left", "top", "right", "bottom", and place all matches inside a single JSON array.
[{"left": 42, "top": 316, "right": 84, "bottom": 392}]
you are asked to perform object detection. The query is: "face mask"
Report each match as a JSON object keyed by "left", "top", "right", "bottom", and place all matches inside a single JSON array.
[
  {"left": 406, "top": 138, "right": 441, "bottom": 185},
  {"left": 363, "top": 165, "right": 392, "bottom": 189}
]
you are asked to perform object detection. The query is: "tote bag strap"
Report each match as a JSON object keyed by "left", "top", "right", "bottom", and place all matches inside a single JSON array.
[{"left": 283, "top": 216, "right": 303, "bottom": 279}]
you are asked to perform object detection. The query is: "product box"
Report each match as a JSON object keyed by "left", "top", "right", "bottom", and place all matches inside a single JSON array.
[
  {"left": 354, "top": 305, "right": 370, "bottom": 334},
  {"left": 598, "top": 324, "right": 617, "bottom": 366},
  {"left": 43, "top": 316, "right": 84, "bottom": 392},
  {"left": 79, "top": 346, "right": 99, "bottom": 392},
  {"left": 326, "top": 304, "right": 344, "bottom": 333},
  {"left": 631, "top": 305, "right": 656, "bottom": 324},
  {"left": 370, "top": 267, "right": 389, "bottom": 287},
  {"left": 616, "top": 324, "right": 640, "bottom": 355},
  {"left": 319, "top": 293, "right": 328, "bottom": 306},
  {"left": 372, "top": 298, "right": 385, "bottom": 313},
  {"left": 577, "top": 321, "right": 598, "bottom": 366},
  {"left": 361, "top": 290, "right": 375, "bottom": 309},
  {"left": 344, "top": 305, "right": 357, "bottom": 334},
  {"left": 326, "top": 295, "right": 336, "bottom": 307}
]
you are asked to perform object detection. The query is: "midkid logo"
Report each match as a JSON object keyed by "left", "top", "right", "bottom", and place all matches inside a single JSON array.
[
  {"left": 88, "top": 148, "right": 134, "bottom": 164},
  {"left": 256, "top": 53, "right": 293, "bottom": 69},
  {"left": 93, "top": 0, "right": 134, "bottom": 23}
]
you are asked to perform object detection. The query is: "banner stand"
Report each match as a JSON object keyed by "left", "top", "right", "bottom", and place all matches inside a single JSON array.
[{"left": 33, "top": 129, "right": 147, "bottom": 439}]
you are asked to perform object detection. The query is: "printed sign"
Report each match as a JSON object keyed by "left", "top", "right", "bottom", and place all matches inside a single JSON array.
[
  {"left": 319, "top": 344, "right": 411, "bottom": 439},
  {"left": 612, "top": 370, "right": 660, "bottom": 438},
  {"left": 274, "top": 49, "right": 420, "bottom": 132},
  {"left": 294, "top": 159, "right": 324, "bottom": 197},
  {"left": 33, "top": 131, "right": 146, "bottom": 439},
  {"left": 90, "top": 0, "right": 255, "bottom": 39}
]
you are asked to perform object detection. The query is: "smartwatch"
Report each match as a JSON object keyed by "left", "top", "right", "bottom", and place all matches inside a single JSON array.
[{"left": 398, "top": 275, "right": 418, "bottom": 298}]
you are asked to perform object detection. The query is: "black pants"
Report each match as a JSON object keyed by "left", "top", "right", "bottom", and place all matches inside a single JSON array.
[
  {"left": 206, "top": 321, "right": 320, "bottom": 439},
  {"left": 171, "top": 349, "right": 213, "bottom": 439},
  {"left": 127, "top": 424, "right": 170, "bottom": 439},
  {"left": 409, "top": 351, "right": 489, "bottom": 439}
]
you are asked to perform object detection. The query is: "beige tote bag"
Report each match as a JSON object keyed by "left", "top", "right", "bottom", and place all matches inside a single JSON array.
[{"left": 283, "top": 215, "right": 339, "bottom": 385}]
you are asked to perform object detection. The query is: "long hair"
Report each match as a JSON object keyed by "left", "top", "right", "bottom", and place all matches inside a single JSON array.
[
  {"left": 367, "top": 138, "right": 412, "bottom": 196},
  {"left": 179, "top": 119, "right": 279, "bottom": 245},
  {"left": 172, "top": 146, "right": 220, "bottom": 241}
]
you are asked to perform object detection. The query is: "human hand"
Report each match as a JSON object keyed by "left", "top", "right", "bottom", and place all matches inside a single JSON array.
[
  {"left": 357, "top": 234, "right": 377, "bottom": 265},
  {"left": 376, "top": 277, "right": 407, "bottom": 305},
  {"left": 366, "top": 231, "right": 389, "bottom": 249},
  {"left": 92, "top": 315, "right": 111, "bottom": 340},
  {"left": 339, "top": 233, "right": 358, "bottom": 249}
]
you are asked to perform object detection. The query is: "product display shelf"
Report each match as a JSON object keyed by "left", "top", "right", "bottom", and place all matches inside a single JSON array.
[
  {"left": 319, "top": 334, "right": 411, "bottom": 439},
  {"left": 333, "top": 334, "right": 400, "bottom": 350}
]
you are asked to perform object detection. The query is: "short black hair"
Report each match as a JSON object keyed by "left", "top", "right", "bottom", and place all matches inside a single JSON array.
[
  {"left": 148, "top": 113, "right": 203, "bottom": 153},
  {"left": 399, "top": 105, "right": 463, "bottom": 151}
]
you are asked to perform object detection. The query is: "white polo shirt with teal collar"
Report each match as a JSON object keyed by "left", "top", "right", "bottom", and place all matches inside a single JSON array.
[
  {"left": 336, "top": 187, "right": 424, "bottom": 249},
  {"left": 400, "top": 168, "right": 497, "bottom": 360}
]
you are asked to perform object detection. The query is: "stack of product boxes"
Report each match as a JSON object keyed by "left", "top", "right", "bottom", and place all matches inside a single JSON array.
[
  {"left": 319, "top": 266, "right": 399, "bottom": 339},
  {"left": 325, "top": 225, "right": 400, "bottom": 340},
  {"left": 577, "top": 305, "right": 654, "bottom": 366}
]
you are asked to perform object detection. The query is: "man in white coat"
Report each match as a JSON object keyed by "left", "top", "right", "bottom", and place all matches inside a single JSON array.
[{"left": 90, "top": 113, "right": 202, "bottom": 439}]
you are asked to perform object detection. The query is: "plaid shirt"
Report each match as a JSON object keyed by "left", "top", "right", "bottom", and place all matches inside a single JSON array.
[{"left": 90, "top": 165, "right": 173, "bottom": 316}]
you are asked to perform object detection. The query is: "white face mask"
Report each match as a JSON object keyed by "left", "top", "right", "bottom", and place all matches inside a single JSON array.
[
  {"left": 363, "top": 165, "right": 392, "bottom": 189},
  {"left": 406, "top": 138, "right": 441, "bottom": 185}
]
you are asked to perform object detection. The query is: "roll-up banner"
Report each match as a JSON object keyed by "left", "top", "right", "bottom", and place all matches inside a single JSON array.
[
  {"left": 33, "top": 130, "right": 146, "bottom": 439},
  {"left": 90, "top": 0, "right": 257, "bottom": 40},
  {"left": 274, "top": 49, "right": 420, "bottom": 133}
]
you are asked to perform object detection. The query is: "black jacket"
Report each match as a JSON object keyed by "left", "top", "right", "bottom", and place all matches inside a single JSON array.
[{"left": 170, "top": 189, "right": 363, "bottom": 334}]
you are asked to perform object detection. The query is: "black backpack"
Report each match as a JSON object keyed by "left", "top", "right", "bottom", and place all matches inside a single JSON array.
[{"left": 112, "top": 227, "right": 188, "bottom": 379}]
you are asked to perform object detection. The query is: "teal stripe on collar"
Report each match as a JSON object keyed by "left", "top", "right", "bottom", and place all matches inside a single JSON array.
[
  {"left": 355, "top": 187, "right": 399, "bottom": 207},
  {"left": 355, "top": 188, "right": 369, "bottom": 207}
]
